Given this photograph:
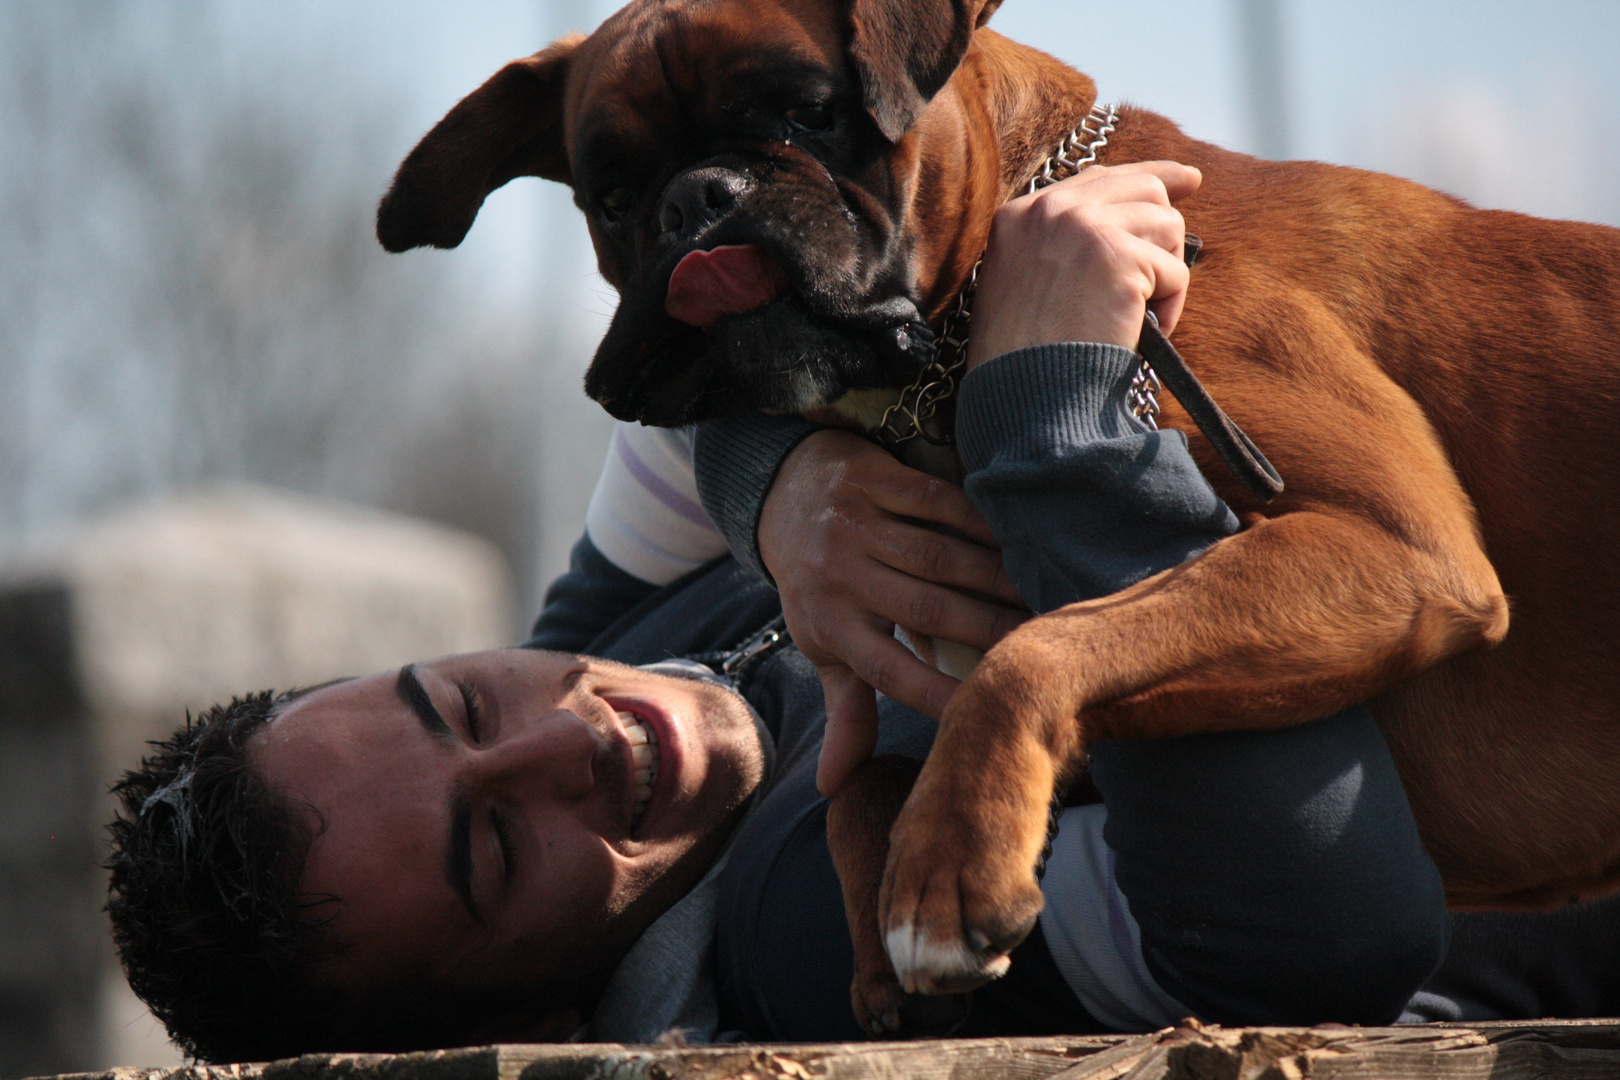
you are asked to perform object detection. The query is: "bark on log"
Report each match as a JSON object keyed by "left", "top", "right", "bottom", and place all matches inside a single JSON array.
[{"left": 36, "top": 1020, "right": 1620, "bottom": 1080}]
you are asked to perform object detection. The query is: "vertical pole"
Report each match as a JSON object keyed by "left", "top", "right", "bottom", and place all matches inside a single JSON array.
[{"left": 1237, "top": 0, "right": 1292, "bottom": 160}]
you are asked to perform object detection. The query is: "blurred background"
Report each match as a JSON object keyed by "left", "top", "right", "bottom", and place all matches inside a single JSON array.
[{"left": 0, "top": 0, "right": 1616, "bottom": 1075}]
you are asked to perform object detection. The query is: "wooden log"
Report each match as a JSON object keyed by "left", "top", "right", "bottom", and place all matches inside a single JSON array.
[
  {"left": 35, "top": 1022, "right": 1620, "bottom": 1080},
  {"left": 1049, "top": 1020, "right": 1620, "bottom": 1080}
]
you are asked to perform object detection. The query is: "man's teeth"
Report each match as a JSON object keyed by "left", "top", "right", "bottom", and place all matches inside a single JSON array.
[{"left": 619, "top": 711, "right": 661, "bottom": 823}]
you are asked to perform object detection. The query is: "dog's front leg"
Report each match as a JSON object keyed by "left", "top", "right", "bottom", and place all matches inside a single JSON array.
[
  {"left": 827, "top": 755, "right": 971, "bottom": 1037},
  {"left": 879, "top": 503, "right": 1508, "bottom": 995}
]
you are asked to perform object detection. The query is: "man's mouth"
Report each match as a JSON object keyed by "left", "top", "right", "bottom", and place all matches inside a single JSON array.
[{"left": 618, "top": 710, "right": 662, "bottom": 826}]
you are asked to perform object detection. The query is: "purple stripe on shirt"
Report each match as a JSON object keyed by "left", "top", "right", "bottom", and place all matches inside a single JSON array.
[{"left": 614, "top": 427, "right": 718, "bottom": 531}]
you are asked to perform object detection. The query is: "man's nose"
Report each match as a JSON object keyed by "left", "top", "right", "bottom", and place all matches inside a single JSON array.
[{"left": 465, "top": 709, "right": 604, "bottom": 802}]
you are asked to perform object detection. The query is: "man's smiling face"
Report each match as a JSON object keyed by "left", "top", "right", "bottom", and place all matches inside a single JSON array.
[{"left": 250, "top": 649, "right": 764, "bottom": 1011}]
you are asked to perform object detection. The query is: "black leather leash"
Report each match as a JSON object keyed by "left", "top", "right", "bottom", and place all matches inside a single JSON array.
[
  {"left": 1137, "top": 313, "right": 1283, "bottom": 504},
  {"left": 1136, "top": 235, "right": 1284, "bottom": 504}
]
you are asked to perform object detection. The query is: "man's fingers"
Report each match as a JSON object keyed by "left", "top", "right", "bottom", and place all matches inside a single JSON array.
[
  {"left": 863, "top": 519, "right": 1023, "bottom": 604},
  {"left": 1066, "top": 224, "right": 1191, "bottom": 345},
  {"left": 1132, "top": 160, "right": 1203, "bottom": 201},
  {"left": 1037, "top": 160, "right": 1202, "bottom": 205},
  {"left": 971, "top": 166, "right": 1199, "bottom": 360},
  {"left": 1080, "top": 200, "right": 1191, "bottom": 260},
  {"left": 835, "top": 630, "right": 961, "bottom": 721},
  {"left": 817, "top": 667, "right": 879, "bottom": 796},
  {"left": 1116, "top": 160, "right": 1202, "bottom": 202},
  {"left": 1142, "top": 240, "right": 1193, "bottom": 336},
  {"left": 798, "top": 549, "right": 1025, "bottom": 649},
  {"left": 854, "top": 463, "right": 1001, "bottom": 548}
]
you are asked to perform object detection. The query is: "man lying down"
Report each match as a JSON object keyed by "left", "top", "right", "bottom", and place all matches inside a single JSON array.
[{"left": 106, "top": 165, "right": 1620, "bottom": 1063}]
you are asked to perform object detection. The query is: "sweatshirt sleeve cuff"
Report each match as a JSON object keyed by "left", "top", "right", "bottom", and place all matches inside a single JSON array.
[
  {"left": 692, "top": 413, "right": 822, "bottom": 583},
  {"left": 957, "top": 342, "right": 1148, "bottom": 473}
]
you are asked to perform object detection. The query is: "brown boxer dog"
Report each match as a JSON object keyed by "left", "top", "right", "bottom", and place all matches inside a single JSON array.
[{"left": 378, "top": 0, "right": 1620, "bottom": 1037}]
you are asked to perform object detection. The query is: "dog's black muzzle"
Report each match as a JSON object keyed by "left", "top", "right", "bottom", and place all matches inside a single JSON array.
[{"left": 583, "top": 164, "right": 934, "bottom": 426}]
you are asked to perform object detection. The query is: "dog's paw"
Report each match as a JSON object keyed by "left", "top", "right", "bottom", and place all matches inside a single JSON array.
[
  {"left": 851, "top": 969, "right": 970, "bottom": 1039},
  {"left": 883, "top": 921, "right": 1013, "bottom": 994},
  {"left": 880, "top": 796, "right": 1046, "bottom": 996},
  {"left": 877, "top": 638, "right": 1078, "bottom": 997}
]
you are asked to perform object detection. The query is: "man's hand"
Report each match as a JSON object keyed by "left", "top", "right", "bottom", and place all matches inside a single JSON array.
[
  {"left": 969, "top": 160, "right": 1202, "bottom": 367},
  {"left": 768, "top": 160, "right": 1202, "bottom": 796},
  {"left": 757, "top": 430, "right": 1028, "bottom": 796}
]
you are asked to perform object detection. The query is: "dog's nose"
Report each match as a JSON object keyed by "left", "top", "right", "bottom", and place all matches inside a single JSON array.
[{"left": 659, "top": 167, "right": 751, "bottom": 239}]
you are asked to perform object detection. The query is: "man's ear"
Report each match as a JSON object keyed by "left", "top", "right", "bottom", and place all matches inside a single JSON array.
[
  {"left": 377, "top": 36, "right": 581, "bottom": 253},
  {"left": 846, "top": 0, "right": 1003, "bottom": 142}
]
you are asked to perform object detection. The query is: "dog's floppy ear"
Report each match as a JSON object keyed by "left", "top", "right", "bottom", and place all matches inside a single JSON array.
[
  {"left": 847, "top": 0, "right": 1002, "bottom": 142},
  {"left": 377, "top": 36, "right": 581, "bottom": 253}
]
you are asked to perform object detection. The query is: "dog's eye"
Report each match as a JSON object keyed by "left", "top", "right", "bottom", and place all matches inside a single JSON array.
[
  {"left": 784, "top": 103, "right": 834, "bottom": 132},
  {"left": 599, "top": 186, "right": 636, "bottom": 220}
]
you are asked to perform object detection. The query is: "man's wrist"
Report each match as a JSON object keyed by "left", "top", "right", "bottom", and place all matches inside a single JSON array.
[
  {"left": 957, "top": 342, "right": 1147, "bottom": 473},
  {"left": 693, "top": 414, "right": 823, "bottom": 583}
]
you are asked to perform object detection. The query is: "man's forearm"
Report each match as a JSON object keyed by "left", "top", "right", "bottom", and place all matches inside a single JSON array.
[{"left": 957, "top": 341, "right": 1239, "bottom": 612}]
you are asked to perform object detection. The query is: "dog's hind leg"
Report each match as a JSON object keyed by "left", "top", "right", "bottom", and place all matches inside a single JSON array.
[{"left": 827, "top": 754, "right": 971, "bottom": 1038}]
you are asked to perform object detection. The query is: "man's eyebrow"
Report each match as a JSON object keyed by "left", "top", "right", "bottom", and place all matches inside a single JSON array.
[
  {"left": 396, "top": 664, "right": 451, "bottom": 738},
  {"left": 394, "top": 666, "right": 480, "bottom": 920},
  {"left": 447, "top": 794, "right": 478, "bottom": 922}
]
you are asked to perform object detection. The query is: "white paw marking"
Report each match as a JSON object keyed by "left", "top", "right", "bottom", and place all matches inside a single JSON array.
[{"left": 885, "top": 922, "right": 1011, "bottom": 995}]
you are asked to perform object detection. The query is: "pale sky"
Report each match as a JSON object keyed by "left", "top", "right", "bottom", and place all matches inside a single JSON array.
[{"left": 5, "top": 0, "right": 1617, "bottom": 563}]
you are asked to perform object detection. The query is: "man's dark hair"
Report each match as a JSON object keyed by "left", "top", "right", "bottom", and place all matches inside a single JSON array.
[
  {"left": 105, "top": 690, "right": 337, "bottom": 1062},
  {"left": 106, "top": 690, "right": 562, "bottom": 1062}
]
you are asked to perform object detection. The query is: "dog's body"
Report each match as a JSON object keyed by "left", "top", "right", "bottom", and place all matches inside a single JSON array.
[{"left": 380, "top": 0, "right": 1620, "bottom": 1032}]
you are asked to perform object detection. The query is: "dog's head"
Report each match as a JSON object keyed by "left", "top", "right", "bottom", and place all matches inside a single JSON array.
[{"left": 378, "top": 0, "right": 1006, "bottom": 425}]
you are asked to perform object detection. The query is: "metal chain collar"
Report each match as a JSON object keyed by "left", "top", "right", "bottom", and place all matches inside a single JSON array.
[
  {"left": 1127, "top": 341, "right": 1163, "bottom": 432},
  {"left": 877, "top": 102, "right": 1124, "bottom": 447}
]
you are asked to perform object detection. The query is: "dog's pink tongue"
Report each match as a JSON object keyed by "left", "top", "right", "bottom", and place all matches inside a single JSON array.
[{"left": 665, "top": 245, "right": 787, "bottom": 328}]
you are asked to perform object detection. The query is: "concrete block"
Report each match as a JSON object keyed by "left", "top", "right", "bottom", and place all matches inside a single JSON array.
[{"left": 0, "top": 486, "right": 516, "bottom": 1075}]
